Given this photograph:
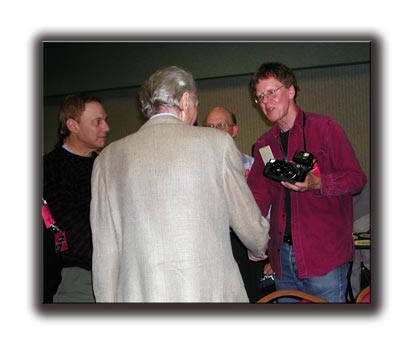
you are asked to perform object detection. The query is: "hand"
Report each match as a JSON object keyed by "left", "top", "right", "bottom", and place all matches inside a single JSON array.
[
  {"left": 263, "top": 262, "right": 274, "bottom": 275},
  {"left": 281, "top": 172, "right": 321, "bottom": 192},
  {"left": 248, "top": 250, "right": 268, "bottom": 262}
]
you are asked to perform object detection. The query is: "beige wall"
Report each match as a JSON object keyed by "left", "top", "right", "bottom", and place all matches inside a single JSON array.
[
  {"left": 43, "top": 63, "right": 370, "bottom": 178},
  {"left": 44, "top": 42, "right": 370, "bottom": 96}
]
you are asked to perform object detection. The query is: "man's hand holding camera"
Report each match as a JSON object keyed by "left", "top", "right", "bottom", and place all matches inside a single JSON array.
[
  {"left": 281, "top": 171, "right": 321, "bottom": 192},
  {"left": 263, "top": 150, "right": 320, "bottom": 192}
]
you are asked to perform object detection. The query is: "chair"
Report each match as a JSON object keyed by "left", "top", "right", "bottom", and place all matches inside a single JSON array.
[
  {"left": 355, "top": 285, "right": 371, "bottom": 303},
  {"left": 256, "top": 289, "right": 328, "bottom": 303}
]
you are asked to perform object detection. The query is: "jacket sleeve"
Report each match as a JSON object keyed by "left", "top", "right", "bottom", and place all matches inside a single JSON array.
[
  {"left": 90, "top": 156, "right": 119, "bottom": 302},
  {"left": 222, "top": 136, "right": 270, "bottom": 258}
]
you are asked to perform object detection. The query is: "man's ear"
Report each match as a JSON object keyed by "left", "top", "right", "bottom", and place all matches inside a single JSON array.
[
  {"left": 179, "top": 92, "right": 190, "bottom": 111},
  {"left": 231, "top": 125, "right": 239, "bottom": 139},
  {"left": 66, "top": 118, "right": 78, "bottom": 133},
  {"left": 288, "top": 85, "right": 296, "bottom": 100}
]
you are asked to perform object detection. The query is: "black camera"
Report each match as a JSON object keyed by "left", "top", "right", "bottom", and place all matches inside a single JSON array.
[
  {"left": 258, "top": 273, "right": 276, "bottom": 289},
  {"left": 263, "top": 151, "right": 315, "bottom": 184}
]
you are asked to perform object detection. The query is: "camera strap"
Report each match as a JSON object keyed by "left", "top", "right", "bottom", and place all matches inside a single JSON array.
[
  {"left": 302, "top": 111, "right": 307, "bottom": 152},
  {"left": 302, "top": 112, "right": 320, "bottom": 173}
]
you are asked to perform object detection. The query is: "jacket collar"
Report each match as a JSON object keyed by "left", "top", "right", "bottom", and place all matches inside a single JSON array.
[{"left": 140, "top": 113, "right": 184, "bottom": 130}]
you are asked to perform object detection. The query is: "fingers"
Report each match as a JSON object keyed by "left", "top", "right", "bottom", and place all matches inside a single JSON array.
[
  {"left": 263, "top": 262, "right": 274, "bottom": 275},
  {"left": 248, "top": 250, "right": 268, "bottom": 262}
]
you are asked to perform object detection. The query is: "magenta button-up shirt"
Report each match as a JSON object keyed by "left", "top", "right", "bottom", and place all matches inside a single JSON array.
[{"left": 247, "top": 107, "right": 367, "bottom": 278}]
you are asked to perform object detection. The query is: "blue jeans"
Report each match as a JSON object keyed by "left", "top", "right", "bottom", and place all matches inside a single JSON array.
[{"left": 275, "top": 243, "right": 350, "bottom": 303}]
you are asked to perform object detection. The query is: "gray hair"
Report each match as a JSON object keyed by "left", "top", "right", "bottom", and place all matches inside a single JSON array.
[{"left": 139, "top": 66, "right": 198, "bottom": 118}]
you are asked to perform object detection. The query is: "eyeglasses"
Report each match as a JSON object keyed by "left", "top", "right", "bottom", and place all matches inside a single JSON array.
[
  {"left": 204, "top": 123, "right": 235, "bottom": 129},
  {"left": 254, "top": 85, "right": 285, "bottom": 104}
]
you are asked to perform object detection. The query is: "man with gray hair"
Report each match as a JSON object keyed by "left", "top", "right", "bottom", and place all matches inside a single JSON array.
[{"left": 90, "top": 66, "right": 270, "bottom": 302}]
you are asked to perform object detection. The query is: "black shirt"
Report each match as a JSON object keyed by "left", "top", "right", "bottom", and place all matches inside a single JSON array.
[{"left": 43, "top": 146, "right": 97, "bottom": 270}]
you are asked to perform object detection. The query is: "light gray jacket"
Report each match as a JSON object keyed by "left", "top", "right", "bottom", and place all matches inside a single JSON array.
[{"left": 90, "top": 115, "right": 269, "bottom": 302}]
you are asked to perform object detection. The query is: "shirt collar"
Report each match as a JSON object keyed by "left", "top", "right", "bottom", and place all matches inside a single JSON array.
[{"left": 149, "top": 112, "right": 181, "bottom": 121}]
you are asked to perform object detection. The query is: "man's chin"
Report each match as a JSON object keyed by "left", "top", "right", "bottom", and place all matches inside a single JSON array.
[{"left": 97, "top": 139, "right": 107, "bottom": 148}]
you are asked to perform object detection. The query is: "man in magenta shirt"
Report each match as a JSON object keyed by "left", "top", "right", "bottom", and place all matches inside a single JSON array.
[{"left": 247, "top": 62, "right": 367, "bottom": 303}]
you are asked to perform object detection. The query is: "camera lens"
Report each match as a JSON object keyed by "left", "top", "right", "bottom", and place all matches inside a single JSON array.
[
  {"left": 283, "top": 164, "right": 297, "bottom": 179},
  {"left": 270, "top": 162, "right": 284, "bottom": 175}
]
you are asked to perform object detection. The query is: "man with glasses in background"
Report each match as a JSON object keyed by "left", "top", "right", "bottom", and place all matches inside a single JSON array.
[
  {"left": 205, "top": 107, "right": 254, "bottom": 177},
  {"left": 247, "top": 62, "right": 366, "bottom": 303}
]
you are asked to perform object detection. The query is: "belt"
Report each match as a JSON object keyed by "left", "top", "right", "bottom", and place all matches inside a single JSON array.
[{"left": 283, "top": 235, "right": 293, "bottom": 246}]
